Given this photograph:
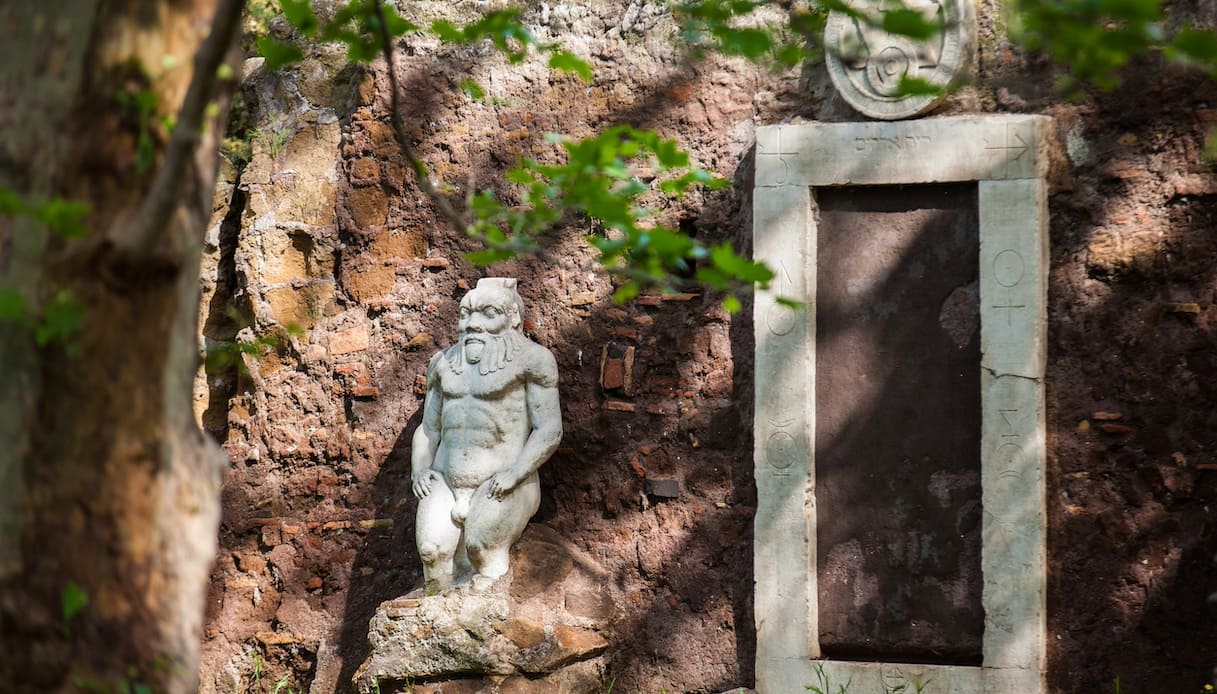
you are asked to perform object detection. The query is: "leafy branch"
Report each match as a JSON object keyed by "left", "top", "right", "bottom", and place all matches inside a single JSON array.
[
  {"left": 467, "top": 126, "right": 772, "bottom": 305},
  {"left": 257, "top": 0, "right": 769, "bottom": 308}
]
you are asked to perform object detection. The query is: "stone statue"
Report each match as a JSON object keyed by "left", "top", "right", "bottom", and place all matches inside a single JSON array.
[{"left": 411, "top": 278, "right": 562, "bottom": 592}]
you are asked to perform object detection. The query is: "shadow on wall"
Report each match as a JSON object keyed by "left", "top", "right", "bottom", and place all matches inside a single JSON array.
[{"left": 1044, "top": 65, "right": 1217, "bottom": 691}]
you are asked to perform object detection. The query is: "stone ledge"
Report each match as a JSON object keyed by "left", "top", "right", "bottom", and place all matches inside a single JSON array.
[{"left": 353, "top": 525, "right": 618, "bottom": 694}]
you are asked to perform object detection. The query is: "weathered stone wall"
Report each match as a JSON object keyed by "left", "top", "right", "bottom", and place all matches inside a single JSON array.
[
  {"left": 198, "top": 3, "right": 799, "bottom": 692},
  {"left": 198, "top": 1, "right": 1217, "bottom": 692}
]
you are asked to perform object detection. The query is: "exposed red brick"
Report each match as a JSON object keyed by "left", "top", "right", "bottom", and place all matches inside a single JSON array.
[{"left": 351, "top": 384, "right": 380, "bottom": 398}]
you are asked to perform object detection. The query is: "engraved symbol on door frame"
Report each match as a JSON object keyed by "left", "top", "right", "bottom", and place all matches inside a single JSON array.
[{"left": 765, "top": 260, "right": 799, "bottom": 337}]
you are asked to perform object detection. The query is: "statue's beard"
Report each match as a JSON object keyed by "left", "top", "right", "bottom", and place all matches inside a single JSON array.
[{"left": 449, "top": 331, "right": 522, "bottom": 376}]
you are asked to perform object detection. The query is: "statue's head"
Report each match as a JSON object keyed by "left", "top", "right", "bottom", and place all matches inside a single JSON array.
[{"left": 453, "top": 278, "right": 525, "bottom": 372}]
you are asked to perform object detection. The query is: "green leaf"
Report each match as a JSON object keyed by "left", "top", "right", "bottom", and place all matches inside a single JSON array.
[
  {"left": 880, "top": 8, "right": 940, "bottom": 41},
  {"left": 256, "top": 36, "right": 305, "bottom": 71},
  {"left": 280, "top": 0, "right": 319, "bottom": 36},
  {"left": 695, "top": 265, "right": 730, "bottom": 290},
  {"left": 1168, "top": 26, "right": 1217, "bottom": 64},
  {"left": 713, "top": 26, "right": 773, "bottom": 58},
  {"left": 36, "top": 291, "right": 85, "bottom": 348},
  {"left": 895, "top": 75, "right": 942, "bottom": 96},
  {"left": 345, "top": 37, "right": 380, "bottom": 64},
  {"left": 548, "top": 51, "right": 593, "bottom": 81},
  {"left": 613, "top": 281, "right": 641, "bottom": 303},
  {"left": 0, "top": 287, "right": 25, "bottom": 322},
  {"left": 459, "top": 79, "right": 485, "bottom": 99},
  {"left": 710, "top": 243, "right": 774, "bottom": 284},
  {"left": 653, "top": 139, "right": 689, "bottom": 169},
  {"left": 430, "top": 19, "right": 464, "bottom": 43},
  {"left": 62, "top": 581, "right": 88, "bottom": 622},
  {"left": 33, "top": 198, "right": 91, "bottom": 239},
  {"left": 0, "top": 188, "right": 24, "bottom": 216},
  {"left": 464, "top": 248, "right": 516, "bottom": 265},
  {"left": 722, "top": 294, "right": 742, "bottom": 313},
  {"left": 379, "top": 5, "right": 418, "bottom": 37}
]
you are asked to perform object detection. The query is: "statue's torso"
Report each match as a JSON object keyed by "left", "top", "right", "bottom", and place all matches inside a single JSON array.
[{"left": 431, "top": 354, "right": 532, "bottom": 489}]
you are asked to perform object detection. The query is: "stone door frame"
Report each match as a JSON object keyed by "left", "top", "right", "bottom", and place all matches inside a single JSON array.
[{"left": 751, "top": 115, "right": 1052, "bottom": 693}]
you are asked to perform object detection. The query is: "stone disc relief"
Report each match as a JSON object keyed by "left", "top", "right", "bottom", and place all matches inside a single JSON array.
[{"left": 825, "top": 0, "right": 976, "bottom": 120}]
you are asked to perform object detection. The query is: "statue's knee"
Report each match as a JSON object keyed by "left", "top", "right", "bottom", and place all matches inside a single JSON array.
[
  {"left": 465, "top": 533, "right": 505, "bottom": 562},
  {"left": 418, "top": 541, "right": 442, "bottom": 564},
  {"left": 464, "top": 536, "right": 486, "bottom": 558}
]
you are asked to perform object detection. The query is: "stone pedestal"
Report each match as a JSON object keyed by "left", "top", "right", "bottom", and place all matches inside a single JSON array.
[{"left": 354, "top": 526, "right": 618, "bottom": 694}]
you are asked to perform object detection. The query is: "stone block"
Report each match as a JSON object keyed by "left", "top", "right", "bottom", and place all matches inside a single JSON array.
[
  {"left": 256, "top": 631, "right": 297, "bottom": 646},
  {"left": 346, "top": 186, "right": 389, "bottom": 228},
  {"left": 498, "top": 617, "right": 546, "bottom": 649},
  {"left": 237, "top": 554, "right": 266, "bottom": 574},
  {"left": 564, "top": 587, "right": 616, "bottom": 622},
  {"left": 343, "top": 263, "right": 397, "bottom": 303},
  {"left": 509, "top": 540, "right": 574, "bottom": 601},
  {"left": 330, "top": 325, "right": 370, "bottom": 355},
  {"left": 644, "top": 478, "right": 680, "bottom": 499},
  {"left": 602, "top": 401, "right": 636, "bottom": 413},
  {"left": 265, "top": 282, "right": 337, "bottom": 330},
  {"left": 498, "top": 676, "right": 561, "bottom": 694},
  {"left": 349, "top": 157, "right": 380, "bottom": 186},
  {"left": 755, "top": 116, "right": 1054, "bottom": 188}
]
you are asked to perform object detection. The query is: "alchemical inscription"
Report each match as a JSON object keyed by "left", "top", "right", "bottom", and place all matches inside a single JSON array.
[
  {"left": 766, "top": 431, "right": 797, "bottom": 470},
  {"left": 824, "top": 0, "right": 976, "bottom": 120},
  {"left": 991, "top": 249, "right": 1026, "bottom": 325},
  {"left": 993, "top": 249, "right": 1025, "bottom": 287},
  {"left": 765, "top": 262, "right": 798, "bottom": 337},
  {"left": 854, "top": 135, "right": 931, "bottom": 152}
]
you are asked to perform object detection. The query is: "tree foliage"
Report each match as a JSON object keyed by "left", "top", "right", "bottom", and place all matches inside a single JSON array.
[{"left": 244, "top": 0, "right": 1217, "bottom": 312}]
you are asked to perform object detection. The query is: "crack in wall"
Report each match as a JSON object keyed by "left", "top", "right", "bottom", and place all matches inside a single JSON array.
[{"left": 200, "top": 167, "right": 252, "bottom": 440}]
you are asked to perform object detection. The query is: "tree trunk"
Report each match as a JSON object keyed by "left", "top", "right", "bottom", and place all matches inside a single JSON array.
[{"left": 0, "top": 1, "right": 239, "bottom": 691}]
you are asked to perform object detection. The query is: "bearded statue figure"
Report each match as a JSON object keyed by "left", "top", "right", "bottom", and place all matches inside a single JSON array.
[{"left": 411, "top": 278, "right": 562, "bottom": 591}]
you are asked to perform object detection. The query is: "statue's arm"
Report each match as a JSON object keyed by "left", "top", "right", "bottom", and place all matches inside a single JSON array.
[
  {"left": 411, "top": 353, "right": 444, "bottom": 498},
  {"left": 487, "top": 347, "right": 562, "bottom": 500}
]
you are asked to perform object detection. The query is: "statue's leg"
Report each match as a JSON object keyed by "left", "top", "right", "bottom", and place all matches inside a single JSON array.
[
  {"left": 464, "top": 473, "right": 541, "bottom": 587},
  {"left": 415, "top": 480, "right": 461, "bottom": 591}
]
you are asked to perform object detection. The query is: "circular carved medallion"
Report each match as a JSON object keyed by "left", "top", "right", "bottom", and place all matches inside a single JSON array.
[
  {"left": 824, "top": 0, "right": 976, "bottom": 120},
  {"left": 765, "top": 431, "right": 797, "bottom": 469}
]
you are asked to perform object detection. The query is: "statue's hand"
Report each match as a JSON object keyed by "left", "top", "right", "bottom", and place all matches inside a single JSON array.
[
  {"left": 412, "top": 469, "right": 442, "bottom": 499},
  {"left": 486, "top": 468, "right": 523, "bottom": 501}
]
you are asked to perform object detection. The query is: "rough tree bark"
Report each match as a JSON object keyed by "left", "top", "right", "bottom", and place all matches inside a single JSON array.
[{"left": 0, "top": 1, "right": 241, "bottom": 691}]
